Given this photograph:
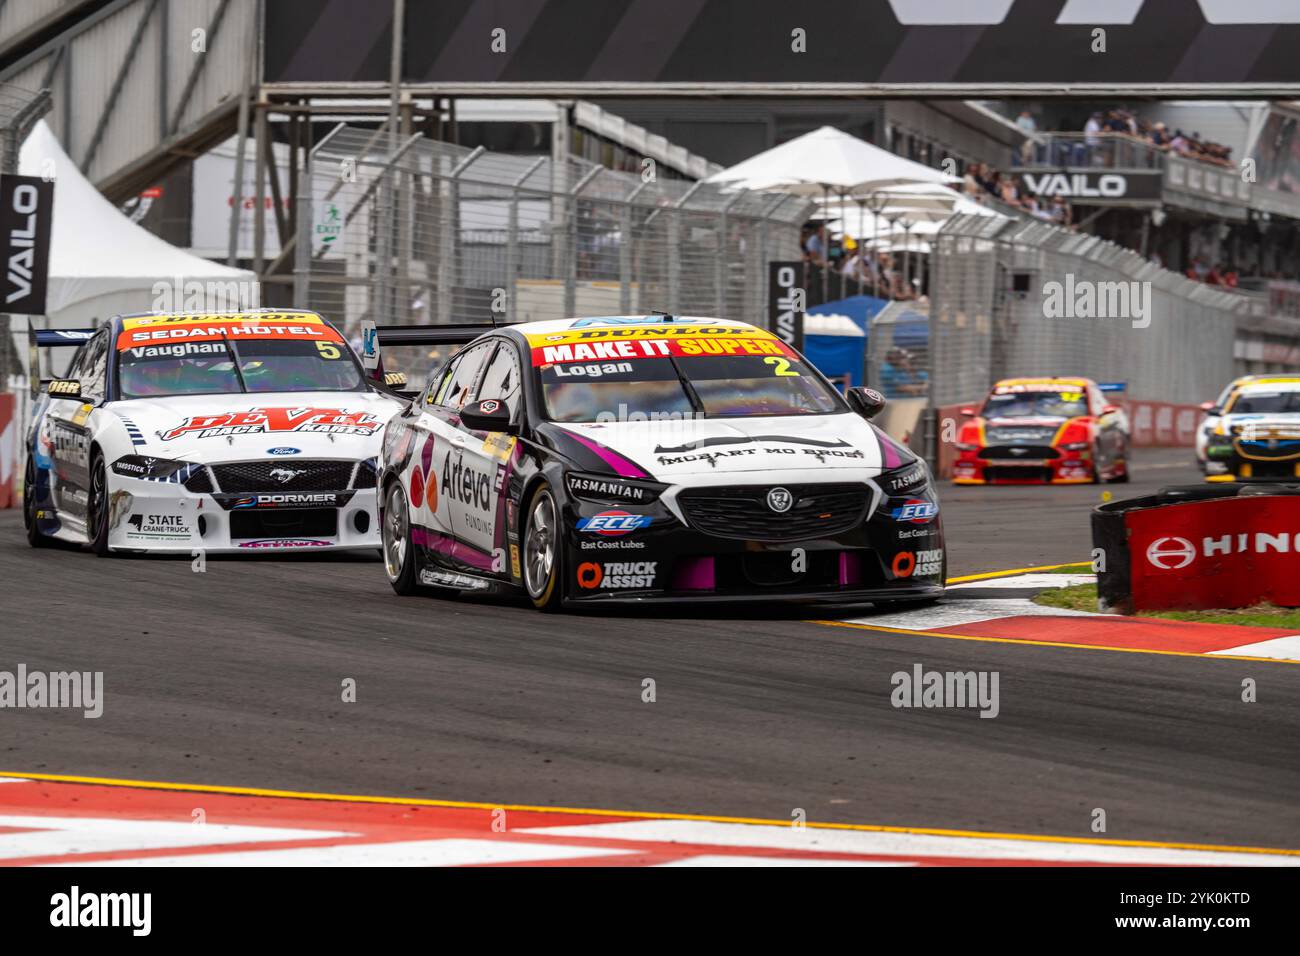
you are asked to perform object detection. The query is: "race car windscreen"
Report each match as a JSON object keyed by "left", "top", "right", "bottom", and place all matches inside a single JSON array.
[
  {"left": 539, "top": 352, "right": 844, "bottom": 423},
  {"left": 1226, "top": 390, "right": 1300, "bottom": 414},
  {"left": 118, "top": 338, "right": 365, "bottom": 398},
  {"left": 982, "top": 389, "right": 1089, "bottom": 419}
]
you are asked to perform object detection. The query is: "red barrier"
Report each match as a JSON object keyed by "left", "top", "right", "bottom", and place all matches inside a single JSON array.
[
  {"left": 0, "top": 393, "right": 14, "bottom": 509},
  {"left": 1124, "top": 495, "right": 1300, "bottom": 610},
  {"left": 1122, "top": 400, "right": 1200, "bottom": 448}
]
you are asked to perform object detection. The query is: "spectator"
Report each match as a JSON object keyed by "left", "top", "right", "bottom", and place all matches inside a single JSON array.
[
  {"left": 804, "top": 224, "right": 828, "bottom": 267},
  {"left": 1084, "top": 112, "right": 1103, "bottom": 149},
  {"left": 1016, "top": 110, "right": 1039, "bottom": 164},
  {"left": 879, "top": 347, "right": 928, "bottom": 396}
]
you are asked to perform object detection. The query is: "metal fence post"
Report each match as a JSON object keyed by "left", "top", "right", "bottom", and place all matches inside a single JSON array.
[
  {"left": 565, "top": 166, "right": 602, "bottom": 318},
  {"left": 293, "top": 139, "right": 312, "bottom": 308},
  {"left": 508, "top": 157, "right": 545, "bottom": 323},
  {"left": 716, "top": 189, "right": 746, "bottom": 320},
  {"left": 619, "top": 181, "right": 650, "bottom": 315}
]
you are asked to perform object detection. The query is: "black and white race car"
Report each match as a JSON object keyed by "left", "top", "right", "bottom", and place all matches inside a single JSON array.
[
  {"left": 24, "top": 310, "right": 406, "bottom": 554},
  {"left": 375, "top": 315, "right": 945, "bottom": 610}
]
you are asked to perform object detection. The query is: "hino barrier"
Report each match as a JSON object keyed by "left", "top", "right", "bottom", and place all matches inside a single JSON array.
[{"left": 1093, "top": 484, "right": 1300, "bottom": 613}]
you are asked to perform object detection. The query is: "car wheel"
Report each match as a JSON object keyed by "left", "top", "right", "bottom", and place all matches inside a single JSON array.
[
  {"left": 382, "top": 480, "right": 420, "bottom": 595},
  {"left": 23, "top": 456, "right": 50, "bottom": 548},
  {"left": 523, "top": 483, "right": 563, "bottom": 612},
  {"left": 86, "top": 451, "right": 111, "bottom": 556}
]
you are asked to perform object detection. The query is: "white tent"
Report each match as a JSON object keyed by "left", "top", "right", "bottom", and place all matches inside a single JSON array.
[
  {"left": 704, "top": 126, "right": 959, "bottom": 194},
  {"left": 17, "top": 120, "right": 256, "bottom": 328}
]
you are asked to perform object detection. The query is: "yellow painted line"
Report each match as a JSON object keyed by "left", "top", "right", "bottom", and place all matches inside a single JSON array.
[
  {"left": 945, "top": 562, "right": 1089, "bottom": 584},
  {"left": 811, "top": 618, "right": 1300, "bottom": 666},
  {"left": 0, "top": 771, "right": 1294, "bottom": 858}
]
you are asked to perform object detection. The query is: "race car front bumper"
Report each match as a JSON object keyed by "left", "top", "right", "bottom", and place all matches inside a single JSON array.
[
  {"left": 1204, "top": 440, "right": 1300, "bottom": 482},
  {"left": 952, "top": 444, "right": 1094, "bottom": 484},
  {"left": 558, "top": 472, "right": 945, "bottom": 606},
  {"left": 105, "top": 472, "right": 381, "bottom": 553}
]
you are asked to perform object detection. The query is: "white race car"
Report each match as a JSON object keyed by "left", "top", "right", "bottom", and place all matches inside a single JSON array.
[
  {"left": 24, "top": 310, "right": 407, "bottom": 554},
  {"left": 1195, "top": 375, "right": 1300, "bottom": 471},
  {"left": 1202, "top": 378, "right": 1300, "bottom": 481}
]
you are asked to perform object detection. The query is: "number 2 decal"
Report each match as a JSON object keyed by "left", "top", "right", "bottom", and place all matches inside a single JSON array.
[{"left": 765, "top": 356, "right": 799, "bottom": 376}]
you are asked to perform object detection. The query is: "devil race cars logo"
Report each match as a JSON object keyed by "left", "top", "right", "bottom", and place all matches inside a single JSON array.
[{"left": 160, "top": 407, "right": 382, "bottom": 441}]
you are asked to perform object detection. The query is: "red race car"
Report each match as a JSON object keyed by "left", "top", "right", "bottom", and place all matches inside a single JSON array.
[{"left": 952, "top": 377, "right": 1131, "bottom": 485}]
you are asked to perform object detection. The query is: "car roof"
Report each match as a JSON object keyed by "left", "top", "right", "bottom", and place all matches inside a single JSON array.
[
  {"left": 992, "top": 376, "right": 1094, "bottom": 389},
  {"left": 115, "top": 308, "right": 326, "bottom": 322},
  {"left": 502, "top": 315, "right": 754, "bottom": 336},
  {"left": 1233, "top": 380, "right": 1300, "bottom": 395}
]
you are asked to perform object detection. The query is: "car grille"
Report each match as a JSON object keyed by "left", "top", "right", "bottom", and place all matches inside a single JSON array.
[
  {"left": 1236, "top": 439, "right": 1300, "bottom": 461},
  {"left": 183, "top": 468, "right": 214, "bottom": 494},
  {"left": 985, "top": 466, "right": 1054, "bottom": 483},
  {"left": 677, "top": 483, "right": 870, "bottom": 542},
  {"left": 984, "top": 427, "right": 1055, "bottom": 444},
  {"left": 229, "top": 508, "right": 338, "bottom": 540},
  {"left": 978, "top": 445, "right": 1060, "bottom": 461},
  {"left": 209, "top": 460, "right": 358, "bottom": 492}
]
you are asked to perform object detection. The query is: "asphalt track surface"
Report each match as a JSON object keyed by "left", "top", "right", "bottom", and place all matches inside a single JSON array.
[{"left": 3, "top": 446, "right": 1298, "bottom": 851}]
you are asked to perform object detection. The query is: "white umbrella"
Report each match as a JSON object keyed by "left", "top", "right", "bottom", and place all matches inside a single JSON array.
[
  {"left": 706, "top": 126, "right": 959, "bottom": 300},
  {"left": 705, "top": 126, "right": 959, "bottom": 193}
]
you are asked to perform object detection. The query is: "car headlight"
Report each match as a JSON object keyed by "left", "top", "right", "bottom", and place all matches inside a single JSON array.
[
  {"left": 879, "top": 460, "right": 930, "bottom": 496},
  {"left": 111, "top": 455, "right": 196, "bottom": 479},
  {"left": 955, "top": 442, "right": 980, "bottom": 452},
  {"left": 565, "top": 473, "right": 668, "bottom": 505},
  {"left": 1060, "top": 441, "right": 1090, "bottom": 451}
]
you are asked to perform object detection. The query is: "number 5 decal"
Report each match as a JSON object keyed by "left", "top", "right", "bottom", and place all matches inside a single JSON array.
[
  {"left": 316, "top": 341, "right": 342, "bottom": 360},
  {"left": 765, "top": 356, "right": 799, "bottom": 376}
]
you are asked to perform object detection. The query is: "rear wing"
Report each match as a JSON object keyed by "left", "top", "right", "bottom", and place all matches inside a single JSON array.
[
  {"left": 1098, "top": 382, "right": 1127, "bottom": 394},
  {"left": 28, "top": 327, "right": 98, "bottom": 397},
  {"left": 359, "top": 320, "right": 500, "bottom": 391}
]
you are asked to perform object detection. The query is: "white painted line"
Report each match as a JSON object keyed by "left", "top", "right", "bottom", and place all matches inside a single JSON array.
[
  {"left": 0, "top": 815, "right": 352, "bottom": 861},
  {"left": 521, "top": 820, "right": 1300, "bottom": 866},
  {"left": 0, "top": 778, "right": 30, "bottom": 785},
  {"left": 950, "top": 573, "right": 1096, "bottom": 590},
  {"left": 54, "top": 838, "right": 636, "bottom": 867},
  {"left": 1209, "top": 635, "right": 1300, "bottom": 661},
  {"left": 842, "top": 597, "right": 1096, "bottom": 631},
  {"left": 658, "top": 855, "right": 908, "bottom": 867}
]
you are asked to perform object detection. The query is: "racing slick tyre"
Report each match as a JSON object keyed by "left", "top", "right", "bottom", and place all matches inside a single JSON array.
[
  {"left": 23, "top": 456, "right": 50, "bottom": 548},
  {"left": 382, "top": 480, "right": 420, "bottom": 596},
  {"left": 86, "top": 451, "right": 112, "bottom": 557},
  {"left": 523, "top": 482, "right": 564, "bottom": 613}
]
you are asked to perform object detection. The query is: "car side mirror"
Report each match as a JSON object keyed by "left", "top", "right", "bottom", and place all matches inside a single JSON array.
[
  {"left": 47, "top": 379, "right": 81, "bottom": 398},
  {"left": 1202, "top": 403, "right": 1221, "bottom": 416},
  {"left": 847, "top": 386, "right": 887, "bottom": 420},
  {"left": 460, "top": 398, "right": 518, "bottom": 434}
]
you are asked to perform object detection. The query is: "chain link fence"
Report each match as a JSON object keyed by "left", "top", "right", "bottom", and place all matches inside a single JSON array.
[
  {"left": 295, "top": 126, "right": 810, "bottom": 374},
  {"left": 928, "top": 212, "right": 1243, "bottom": 406}
]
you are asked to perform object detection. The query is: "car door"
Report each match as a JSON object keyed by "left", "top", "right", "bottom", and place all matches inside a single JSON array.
[
  {"left": 452, "top": 339, "right": 524, "bottom": 572},
  {"left": 407, "top": 341, "right": 495, "bottom": 563},
  {"left": 46, "top": 329, "right": 107, "bottom": 523},
  {"left": 1091, "top": 384, "right": 1123, "bottom": 468}
]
